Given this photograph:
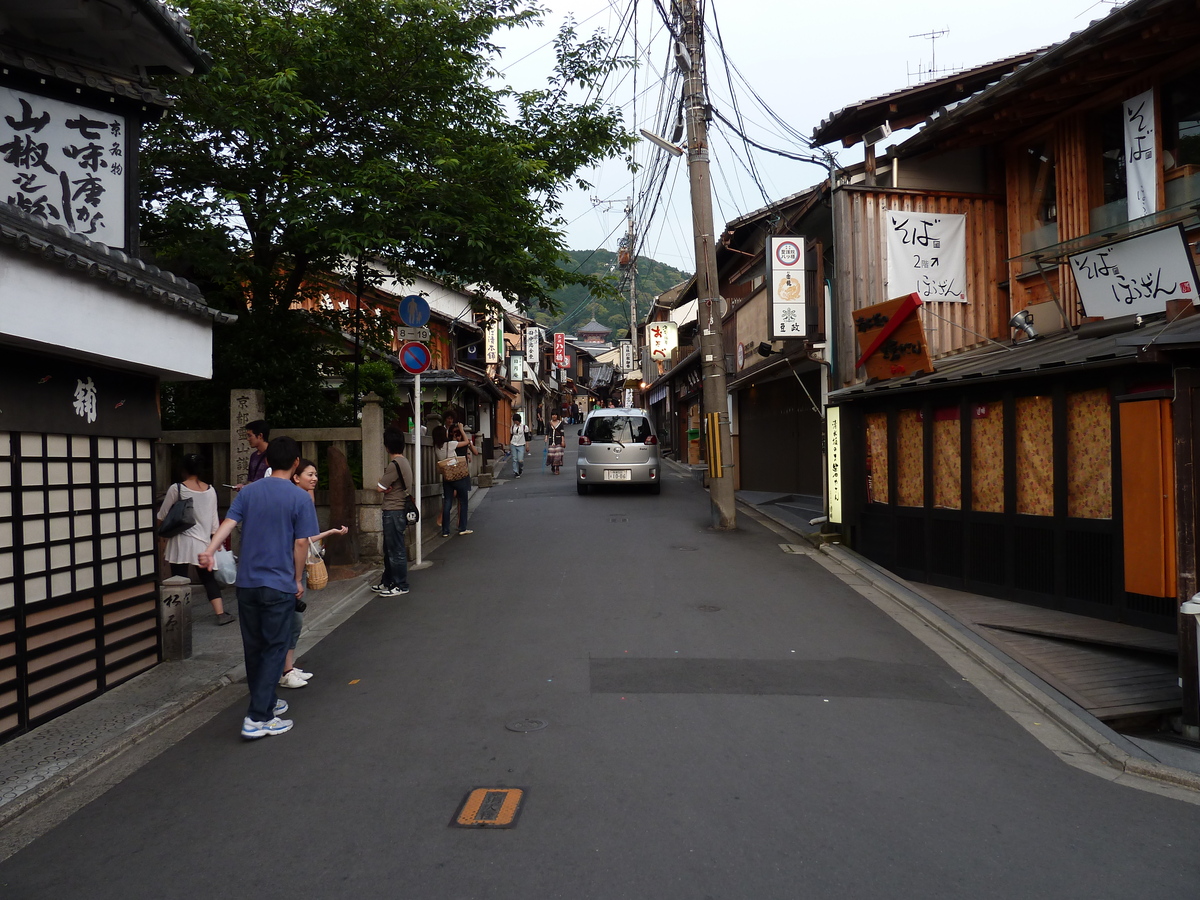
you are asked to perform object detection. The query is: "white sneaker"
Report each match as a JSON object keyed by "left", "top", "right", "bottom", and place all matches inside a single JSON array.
[
  {"left": 241, "top": 716, "right": 293, "bottom": 739},
  {"left": 293, "top": 667, "right": 313, "bottom": 681},
  {"left": 379, "top": 586, "right": 409, "bottom": 596},
  {"left": 278, "top": 669, "right": 308, "bottom": 689},
  {"left": 273, "top": 699, "right": 289, "bottom": 716}
]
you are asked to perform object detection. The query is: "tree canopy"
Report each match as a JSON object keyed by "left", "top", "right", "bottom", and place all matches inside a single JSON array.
[{"left": 144, "top": 0, "right": 635, "bottom": 427}]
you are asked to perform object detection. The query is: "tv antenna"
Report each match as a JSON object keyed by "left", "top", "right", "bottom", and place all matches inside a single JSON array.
[{"left": 908, "top": 28, "right": 951, "bottom": 83}]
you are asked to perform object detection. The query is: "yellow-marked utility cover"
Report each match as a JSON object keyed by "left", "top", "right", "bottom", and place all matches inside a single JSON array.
[{"left": 451, "top": 787, "right": 527, "bottom": 828}]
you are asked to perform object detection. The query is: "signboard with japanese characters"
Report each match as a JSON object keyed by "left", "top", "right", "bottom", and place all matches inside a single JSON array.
[
  {"left": 509, "top": 353, "right": 524, "bottom": 383},
  {"left": 524, "top": 326, "right": 541, "bottom": 374},
  {"left": 0, "top": 88, "right": 126, "bottom": 245},
  {"left": 553, "top": 332, "right": 568, "bottom": 368},
  {"left": 484, "top": 315, "right": 501, "bottom": 364},
  {"left": 767, "top": 235, "right": 806, "bottom": 340},
  {"left": 0, "top": 347, "right": 157, "bottom": 436},
  {"left": 1069, "top": 226, "right": 1198, "bottom": 318},
  {"left": 826, "top": 406, "right": 842, "bottom": 524},
  {"left": 1124, "top": 89, "right": 1157, "bottom": 219},
  {"left": 885, "top": 211, "right": 967, "bottom": 302},
  {"left": 647, "top": 321, "right": 678, "bottom": 362},
  {"left": 853, "top": 293, "right": 935, "bottom": 382},
  {"left": 619, "top": 340, "right": 634, "bottom": 372}
]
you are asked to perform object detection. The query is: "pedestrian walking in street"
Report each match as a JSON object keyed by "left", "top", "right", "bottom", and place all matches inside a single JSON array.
[
  {"left": 199, "top": 436, "right": 318, "bottom": 740},
  {"left": 372, "top": 431, "right": 414, "bottom": 597},
  {"left": 279, "top": 459, "right": 348, "bottom": 689},
  {"left": 157, "top": 453, "right": 234, "bottom": 626},
  {"left": 434, "top": 424, "right": 473, "bottom": 536},
  {"left": 509, "top": 412, "right": 527, "bottom": 478},
  {"left": 536, "top": 410, "right": 545, "bottom": 435},
  {"left": 437, "top": 410, "right": 472, "bottom": 529},
  {"left": 547, "top": 413, "right": 565, "bottom": 474}
]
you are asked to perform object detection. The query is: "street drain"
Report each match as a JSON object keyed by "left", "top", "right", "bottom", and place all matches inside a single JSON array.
[
  {"left": 697, "top": 604, "right": 721, "bottom": 612},
  {"left": 451, "top": 787, "right": 527, "bottom": 828},
  {"left": 675, "top": 546, "right": 699, "bottom": 551},
  {"left": 608, "top": 515, "right": 628, "bottom": 524},
  {"left": 505, "top": 718, "right": 548, "bottom": 733}
]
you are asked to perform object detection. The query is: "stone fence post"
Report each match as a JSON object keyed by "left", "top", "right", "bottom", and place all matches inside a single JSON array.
[
  {"left": 159, "top": 576, "right": 192, "bottom": 660},
  {"left": 230, "top": 389, "right": 266, "bottom": 491}
]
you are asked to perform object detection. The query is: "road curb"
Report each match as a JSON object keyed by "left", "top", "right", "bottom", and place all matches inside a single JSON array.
[{"left": 739, "top": 499, "right": 1200, "bottom": 793}]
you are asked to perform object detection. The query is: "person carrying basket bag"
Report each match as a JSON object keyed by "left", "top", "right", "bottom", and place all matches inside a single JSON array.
[{"left": 434, "top": 424, "right": 474, "bottom": 536}]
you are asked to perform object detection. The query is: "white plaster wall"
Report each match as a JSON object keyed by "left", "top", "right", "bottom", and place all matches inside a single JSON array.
[{"left": 0, "top": 255, "right": 213, "bottom": 379}]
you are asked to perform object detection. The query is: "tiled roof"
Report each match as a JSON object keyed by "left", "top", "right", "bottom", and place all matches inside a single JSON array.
[{"left": 0, "top": 203, "right": 233, "bottom": 324}]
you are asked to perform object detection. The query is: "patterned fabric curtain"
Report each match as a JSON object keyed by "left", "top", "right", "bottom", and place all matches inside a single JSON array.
[
  {"left": 865, "top": 412, "right": 889, "bottom": 504},
  {"left": 971, "top": 403, "right": 1004, "bottom": 513},
  {"left": 896, "top": 409, "right": 924, "bottom": 507},
  {"left": 933, "top": 409, "right": 961, "bottom": 509},
  {"left": 1067, "top": 388, "right": 1112, "bottom": 519},
  {"left": 1016, "top": 395, "right": 1054, "bottom": 516}
]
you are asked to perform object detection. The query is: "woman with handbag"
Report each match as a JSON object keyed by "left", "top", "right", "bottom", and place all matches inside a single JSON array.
[
  {"left": 434, "top": 424, "right": 473, "bottom": 537},
  {"left": 279, "top": 459, "right": 349, "bottom": 689},
  {"left": 546, "top": 413, "right": 566, "bottom": 474},
  {"left": 157, "top": 454, "right": 233, "bottom": 625}
]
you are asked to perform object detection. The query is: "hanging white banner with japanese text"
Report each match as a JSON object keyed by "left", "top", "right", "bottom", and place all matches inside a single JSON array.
[
  {"left": 485, "top": 316, "right": 501, "bottom": 363},
  {"left": 885, "top": 211, "right": 967, "bottom": 302},
  {"left": 826, "top": 406, "right": 842, "bottom": 524},
  {"left": 1069, "top": 225, "right": 1198, "bottom": 318},
  {"left": 509, "top": 353, "right": 524, "bottom": 382},
  {"left": 524, "top": 326, "right": 540, "bottom": 374},
  {"left": 767, "top": 236, "right": 806, "bottom": 340},
  {"left": 647, "top": 321, "right": 677, "bottom": 361},
  {"left": 1124, "top": 89, "right": 1157, "bottom": 219},
  {"left": 0, "top": 87, "right": 126, "bottom": 245}
]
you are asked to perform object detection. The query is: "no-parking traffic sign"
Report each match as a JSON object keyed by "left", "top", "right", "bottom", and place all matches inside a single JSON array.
[{"left": 399, "top": 341, "right": 431, "bottom": 374}]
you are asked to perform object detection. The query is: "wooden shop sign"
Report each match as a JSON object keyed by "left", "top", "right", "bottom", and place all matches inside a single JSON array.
[{"left": 853, "top": 292, "right": 934, "bottom": 382}]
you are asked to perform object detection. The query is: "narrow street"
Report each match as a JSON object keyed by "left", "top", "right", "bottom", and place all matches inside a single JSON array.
[{"left": 2, "top": 437, "right": 1199, "bottom": 899}]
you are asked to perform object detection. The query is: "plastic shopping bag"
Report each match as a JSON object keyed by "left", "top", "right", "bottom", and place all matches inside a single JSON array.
[{"left": 213, "top": 549, "right": 237, "bottom": 587}]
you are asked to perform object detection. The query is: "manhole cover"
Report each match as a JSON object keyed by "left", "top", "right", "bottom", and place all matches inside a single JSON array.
[
  {"left": 505, "top": 718, "right": 548, "bottom": 733},
  {"left": 697, "top": 604, "right": 722, "bottom": 612},
  {"left": 450, "top": 787, "right": 527, "bottom": 828}
]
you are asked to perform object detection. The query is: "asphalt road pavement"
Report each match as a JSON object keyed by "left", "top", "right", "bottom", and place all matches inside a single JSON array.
[{"left": 2, "top": 442, "right": 1199, "bottom": 899}]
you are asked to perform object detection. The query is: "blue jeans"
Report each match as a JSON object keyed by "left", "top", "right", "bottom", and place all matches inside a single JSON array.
[
  {"left": 236, "top": 586, "right": 296, "bottom": 722},
  {"left": 512, "top": 444, "right": 526, "bottom": 474},
  {"left": 381, "top": 509, "right": 410, "bottom": 590},
  {"left": 442, "top": 476, "right": 470, "bottom": 535}
]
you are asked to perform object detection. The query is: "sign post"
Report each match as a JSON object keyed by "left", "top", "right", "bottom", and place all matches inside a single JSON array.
[{"left": 399, "top": 336, "right": 432, "bottom": 568}]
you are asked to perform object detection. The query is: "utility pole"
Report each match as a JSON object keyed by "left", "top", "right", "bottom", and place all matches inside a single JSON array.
[
  {"left": 680, "top": 0, "right": 736, "bottom": 529},
  {"left": 625, "top": 202, "right": 637, "bottom": 349}
]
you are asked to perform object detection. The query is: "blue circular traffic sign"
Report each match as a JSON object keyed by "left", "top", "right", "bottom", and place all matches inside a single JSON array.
[
  {"left": 399, "top": 341, "right": 431, "bottom": 374},
  {"left": 398, "top": 294, "right": 431, "bottom": 328}
]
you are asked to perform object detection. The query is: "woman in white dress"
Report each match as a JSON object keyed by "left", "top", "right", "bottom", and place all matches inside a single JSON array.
[{"left": 157, "top": 454, "right": 234, "bottom": 625}]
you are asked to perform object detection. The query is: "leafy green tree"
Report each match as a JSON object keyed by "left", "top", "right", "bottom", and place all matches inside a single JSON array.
[{"left": 145, "top": 0, "right": 634, "bottom": 427}]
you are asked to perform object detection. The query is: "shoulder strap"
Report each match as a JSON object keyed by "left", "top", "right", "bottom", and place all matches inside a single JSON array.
[{"left": 394, "top": 458, "right": 407, "bottom": 492}]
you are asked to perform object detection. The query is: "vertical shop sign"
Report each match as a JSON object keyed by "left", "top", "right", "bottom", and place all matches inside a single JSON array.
[
  {"left": 553, "top": 332, "right": 568, "bottom": 368},
  {"left": 1124, "top": 89, "right": 1157, "bottom": 219},
  {"left": 767, "top": 236, "right": 806, "bottom": 339},
  {"left": 524, "top": 326, "right": 541, "bottom": 374},
  {"left": 826, "top": 406, "right": 842, "bottom": 524}
]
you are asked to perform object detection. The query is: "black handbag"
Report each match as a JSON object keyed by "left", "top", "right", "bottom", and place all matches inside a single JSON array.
[
  {"left": 157, "top": 483, "right": 196, "bottom": 538},
  {"left": 394, "top": 460, "right": 420, "bottom": 525}
]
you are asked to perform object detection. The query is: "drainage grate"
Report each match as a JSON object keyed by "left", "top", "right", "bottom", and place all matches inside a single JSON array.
[
  {"left": 451, "top": 787, "right": 527, "bottom": 828},
  {"left": 505, "top": 718, "right": 548, "bottom": 733},
  {"left": 697, "top": 604, "right": 721, "bottom": 612},
  {"left": 608, "top": 515, "right": 628, "bottom": 524},
  {"left": 675, "top": 546, "right": 699, "bottom": 552}
]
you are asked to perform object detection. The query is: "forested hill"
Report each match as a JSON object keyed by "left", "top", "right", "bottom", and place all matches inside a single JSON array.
[{"left": 535, "top": 249, "right": 691, "bottom": 339}]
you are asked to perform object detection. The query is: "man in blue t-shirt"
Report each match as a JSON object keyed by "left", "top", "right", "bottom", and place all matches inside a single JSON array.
[{"left": 201, "top": 436, "right": 319, "bottom": 739}]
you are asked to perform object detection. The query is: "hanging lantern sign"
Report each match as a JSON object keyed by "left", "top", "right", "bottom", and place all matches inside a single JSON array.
[
  {"left": 768, "top": 235, "right": 806, "bottom": 340},
  {"left": 647, "top": 321, "right": 678, "bottom": 361}
]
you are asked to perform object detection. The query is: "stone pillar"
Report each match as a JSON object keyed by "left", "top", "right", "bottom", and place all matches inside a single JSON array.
[
  {"left": 230, "top": 388, "right": 265, "bottom": 496},
  {"left": 159, "top": 576, "right": 192, "bottom": 660},
  {"left": 361, "top": 391, "right": 386, "bottom": 489}
]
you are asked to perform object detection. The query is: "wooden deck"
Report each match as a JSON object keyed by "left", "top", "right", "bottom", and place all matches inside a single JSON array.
[{"left": 917, "top": 585, "right": 1181, "bottom": 723}]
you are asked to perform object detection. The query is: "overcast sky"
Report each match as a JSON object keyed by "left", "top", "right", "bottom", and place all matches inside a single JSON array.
[{"left": 495, "top": 0, "right": 1116, "bottom": 273}]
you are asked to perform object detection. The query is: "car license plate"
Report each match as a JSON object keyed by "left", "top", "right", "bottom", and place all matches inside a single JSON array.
[{"left": 604, "top": 469, "right": 632, "bottom": 481}]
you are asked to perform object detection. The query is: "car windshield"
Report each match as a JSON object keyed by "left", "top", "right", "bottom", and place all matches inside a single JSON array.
[{"left": 585, "top": 415, "right": 651, "bottom": 443}]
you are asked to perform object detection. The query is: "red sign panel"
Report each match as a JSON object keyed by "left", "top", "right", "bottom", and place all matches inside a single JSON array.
[{"left": 553, "top": 332, "right": 568, "bottom": 368}]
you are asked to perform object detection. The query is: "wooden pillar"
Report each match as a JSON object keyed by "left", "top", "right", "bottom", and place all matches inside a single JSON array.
[{"left": 864, "top": 141, "right": 876, "bottom": 187}]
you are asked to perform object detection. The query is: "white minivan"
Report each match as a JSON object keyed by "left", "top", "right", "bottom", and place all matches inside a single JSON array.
[{"left": 576, "top": 408, "right": 661, "bottom": 495}]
